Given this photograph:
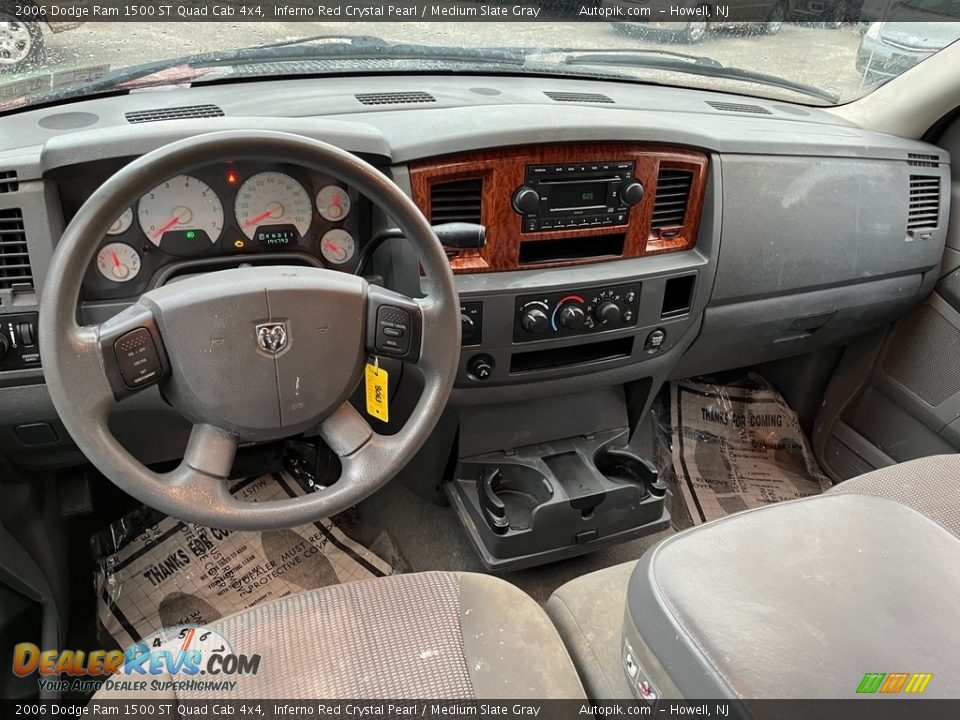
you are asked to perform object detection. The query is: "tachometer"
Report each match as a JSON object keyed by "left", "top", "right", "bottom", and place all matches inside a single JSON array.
[
  {"left": 96, "top": 242, "right": 141, "bottom": 283},
  {"left": 137, "top": 175, "right": 224, "bottom": 254},
  {"left": 235, "top": 172, "right": 312, "bottom": 241},
  {"left": 320, "top": 229, "right": 356, "bottom": 265},
  {"left": 316, "top": 185, "right": 351, "bottom": 222},
  {"left": 107, "top": 208, "right": 134, "bottom": 236}
]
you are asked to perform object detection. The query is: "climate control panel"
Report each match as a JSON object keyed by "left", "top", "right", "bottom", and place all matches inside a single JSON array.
[{"left": 513, "top": 283, "right": 640, "bottom": 343}]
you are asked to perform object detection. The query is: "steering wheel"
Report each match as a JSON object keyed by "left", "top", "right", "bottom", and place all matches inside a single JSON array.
[{"left": 39, "top": 131, "right": 460, "bottom": 530}]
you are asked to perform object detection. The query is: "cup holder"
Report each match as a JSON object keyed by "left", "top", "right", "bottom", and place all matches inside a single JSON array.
[
  {"left": 477, "top": 465, "right": 554, "bottom": 534},
  {"left": 594, "top": 446, "right": 667, "bottom": 498},
  {"left": 447, "top": 429, "right": 671, "bottom": 569}
]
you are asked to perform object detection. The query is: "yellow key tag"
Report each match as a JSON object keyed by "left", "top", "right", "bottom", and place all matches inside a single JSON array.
[{"left": 365, "top": 360, "right": 389, "bottom": 423}]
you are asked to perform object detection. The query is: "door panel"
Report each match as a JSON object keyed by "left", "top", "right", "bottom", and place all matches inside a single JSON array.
[{"left": 814, "top": 290, "right": 960, "bottom": 481}]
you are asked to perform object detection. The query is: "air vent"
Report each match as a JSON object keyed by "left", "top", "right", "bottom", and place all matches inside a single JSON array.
[
  {"left": 907, "top": 175, "right": 941, "bottom": 230},
  {"left": 355, "top": 91, "right": 435, "bottom": 106},
  {"left": 125, "top": 105, "right": 224, "bottom": 123},
  {"left": 651, "top": 170, "right": 693, "bottom": 229},
  {"left": 429, "top": 179, "right": 482, "bottom": 225},
  {"left": 0, "top": 171, "right": 18, "bottom": 194},
  {"left": 544, "top": 91, "right": 614, "bottom": 104},
  {"left": 0, "top": 209, "right": 33, "bottom": 290},
  {"left": 908, "top": 152, "right": 939, "bottom": 168},
  {"left": 706, "top": 101, "right": 772, "bottom": 115}
]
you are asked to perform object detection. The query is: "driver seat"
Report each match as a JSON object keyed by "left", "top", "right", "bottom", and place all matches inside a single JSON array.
[{"left": 94, "top": 571, "right": 585, "bottom": 699}]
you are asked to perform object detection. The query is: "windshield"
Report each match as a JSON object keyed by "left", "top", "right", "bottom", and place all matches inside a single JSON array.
[{"left": 2, "top": 4, "right": 959, "bottom": 111}]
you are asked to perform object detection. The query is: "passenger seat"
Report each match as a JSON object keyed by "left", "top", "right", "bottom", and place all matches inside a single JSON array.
[{"left": 547, "top": 454, "right": 960, "bottom": 699}]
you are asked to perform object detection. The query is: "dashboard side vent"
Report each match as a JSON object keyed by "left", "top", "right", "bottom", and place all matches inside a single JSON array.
[
  {"left": 0, "top": 209, "right": 33, "bottom": 290},
  {"left": 706, "top": 101, "right": 772, "bottom": 115},
  {"left": 908, "top": 152, "right": 939, "bottom": 168},
  {"left": 429, "top": 178, "right": 482, "bottom": 225},
  {"left": 651, "top": 170, "right": 693, "bottom": 229},
  {"left": 125, "top": 105, "right": 225, "bottom": 123},
  {"left": 907, "top": 175, "right": 941, "bottom": 230},
  {"left": 544, "top": 91, "right": 614, "bottom": 104},
  {"left": 0, "top": 171, "right": 18, "bottom": 194},
  {"left": 355, "top": 91, "right": 435, "bottom": 106}
]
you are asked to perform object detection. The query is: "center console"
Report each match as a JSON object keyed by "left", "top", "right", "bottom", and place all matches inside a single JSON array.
[{"left": 407, "top": 142, "right": 715, "bottom": 569}]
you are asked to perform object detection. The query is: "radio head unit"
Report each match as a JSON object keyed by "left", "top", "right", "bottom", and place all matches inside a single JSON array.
[{"left": 511, "top": 161, "right": 645, "bottom": 233}]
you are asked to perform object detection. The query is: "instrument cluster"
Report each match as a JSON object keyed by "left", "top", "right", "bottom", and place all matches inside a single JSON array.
[{"left": 78, "top": 161, "right": 369, "bottom": 301}]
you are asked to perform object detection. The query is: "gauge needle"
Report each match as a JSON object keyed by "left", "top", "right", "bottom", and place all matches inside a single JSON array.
[
  {"left": 152, "top": 215, "right": 182, "bottom": 240},
  {"left": 110, "top": 251, "right": 121, "bottom": 268},
  {"left": 245, "top": 209, "right": 275, "bottom": 227}
]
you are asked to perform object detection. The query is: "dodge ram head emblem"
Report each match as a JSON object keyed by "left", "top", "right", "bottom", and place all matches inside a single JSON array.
[{"left": 256, "top": 322, "right": 288, "bottom": 354}]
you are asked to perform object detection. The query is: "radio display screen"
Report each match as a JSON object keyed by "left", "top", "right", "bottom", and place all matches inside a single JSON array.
[{"left": 548, "top": 182, "right": 608, "bottom": 211}]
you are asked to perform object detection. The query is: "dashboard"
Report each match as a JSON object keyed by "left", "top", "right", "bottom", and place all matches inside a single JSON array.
[
  {"left": 53, "top": 159, "right": 371, "bottom": 302},
  {"left": 0, "top": 73, "right": 950, "bottom": 467}
]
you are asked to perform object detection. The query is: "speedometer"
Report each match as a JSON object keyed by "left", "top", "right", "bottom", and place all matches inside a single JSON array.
[
  {"left": 235, "top": 172, "right": 312, "bottom": 242},
  {"left": 138, "top": 175, "right": 224, "bottom": 255}
]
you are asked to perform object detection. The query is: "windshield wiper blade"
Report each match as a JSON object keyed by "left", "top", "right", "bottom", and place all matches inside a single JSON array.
[
  {"left": 534, "top": 46, "right": 723, "bottom": 67},
  {"left": 557, "top": 50, "right": 838, "bottom": 104}
]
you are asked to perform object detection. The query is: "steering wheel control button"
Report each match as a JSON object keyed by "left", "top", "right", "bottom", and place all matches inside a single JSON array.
[
  {"left": 468, "top": 354, "right": 495, "bottom": 381},
  {"left": 375, "top": 306, "right": 411, "bottom": 356},
  {"left": 113, "top": 328, "right": 162, "bottom": 389}
]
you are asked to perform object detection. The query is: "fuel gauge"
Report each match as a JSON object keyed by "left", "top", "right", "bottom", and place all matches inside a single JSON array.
[{"left": 97, "top": 242, "right": 142, "bottom": 283}]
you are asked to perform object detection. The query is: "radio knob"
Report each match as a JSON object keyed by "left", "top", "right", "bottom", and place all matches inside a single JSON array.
[
  {"left": 521, "top": 307, "right": 549, "bottom": 334},
  {"left": 619, "top": 181, "right": 645, "bottom": 207},
  {"left": 594, "top": 300, "right": 621, "bottom": 326},
  {"left": 512, "top": 186, "right": 541, "bottom": 215},
  {"left": 558, "top": 304, "right": 586, "bottom": 330}
]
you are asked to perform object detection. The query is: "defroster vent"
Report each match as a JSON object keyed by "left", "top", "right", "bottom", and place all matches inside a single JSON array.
[
  {"left": 0, "top": 209, "right": 32, "bottom": 290},
  {"left": 544, "top": 91, "right": 614, "bottom": 104},
  {"left": 429, "top": 178, "right": 482, "bottom": 224},
  {"left": 355, "top": 91, "right": 435, "bottom": 105},
  {"left": 651, "top": 169, "right": 693, "bottom": 229},
  {"left": 125, "top": 105, "right": 225, "bottom": 123}
]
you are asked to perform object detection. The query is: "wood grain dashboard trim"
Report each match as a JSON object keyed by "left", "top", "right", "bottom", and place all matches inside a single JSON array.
[{"left": 409, "top": 143, "right": 709, "bottom": 274}]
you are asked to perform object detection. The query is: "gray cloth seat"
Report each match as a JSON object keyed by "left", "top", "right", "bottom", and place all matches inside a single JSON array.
[
  {"left": 96, "top": 571, "right": 585, "bottom": 700},
  {"left": 825, "top": 453, "right": 960, "bottom": 536},
  {"left": 547, "top": 454, "right": 960, "bottom": 699}
]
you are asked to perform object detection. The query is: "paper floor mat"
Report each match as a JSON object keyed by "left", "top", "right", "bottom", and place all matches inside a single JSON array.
[
  {"left": 669, "top": 377, "right": 830, "bottom": 526},
  {"left": 93, "top": 472, "right": 395, "bottom": 649}
]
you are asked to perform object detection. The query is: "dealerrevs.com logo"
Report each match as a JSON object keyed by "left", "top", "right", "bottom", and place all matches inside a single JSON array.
[{"left": 13, "top": 626, "right": 261, "bottom": 694}]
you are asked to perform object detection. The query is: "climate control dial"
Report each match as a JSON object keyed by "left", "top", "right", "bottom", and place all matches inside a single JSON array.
[
  {"left": 558, "top": 304, "right": 586, "bottom": 330},
  {"left": 520, "top": 306, "right": 550, "bottom": 335},
  {"left": 594, "top": 300, "right": 622, "bottom": 326},
  {"left": 553, "top": 295, "right": 587, "bottom": 332}
]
